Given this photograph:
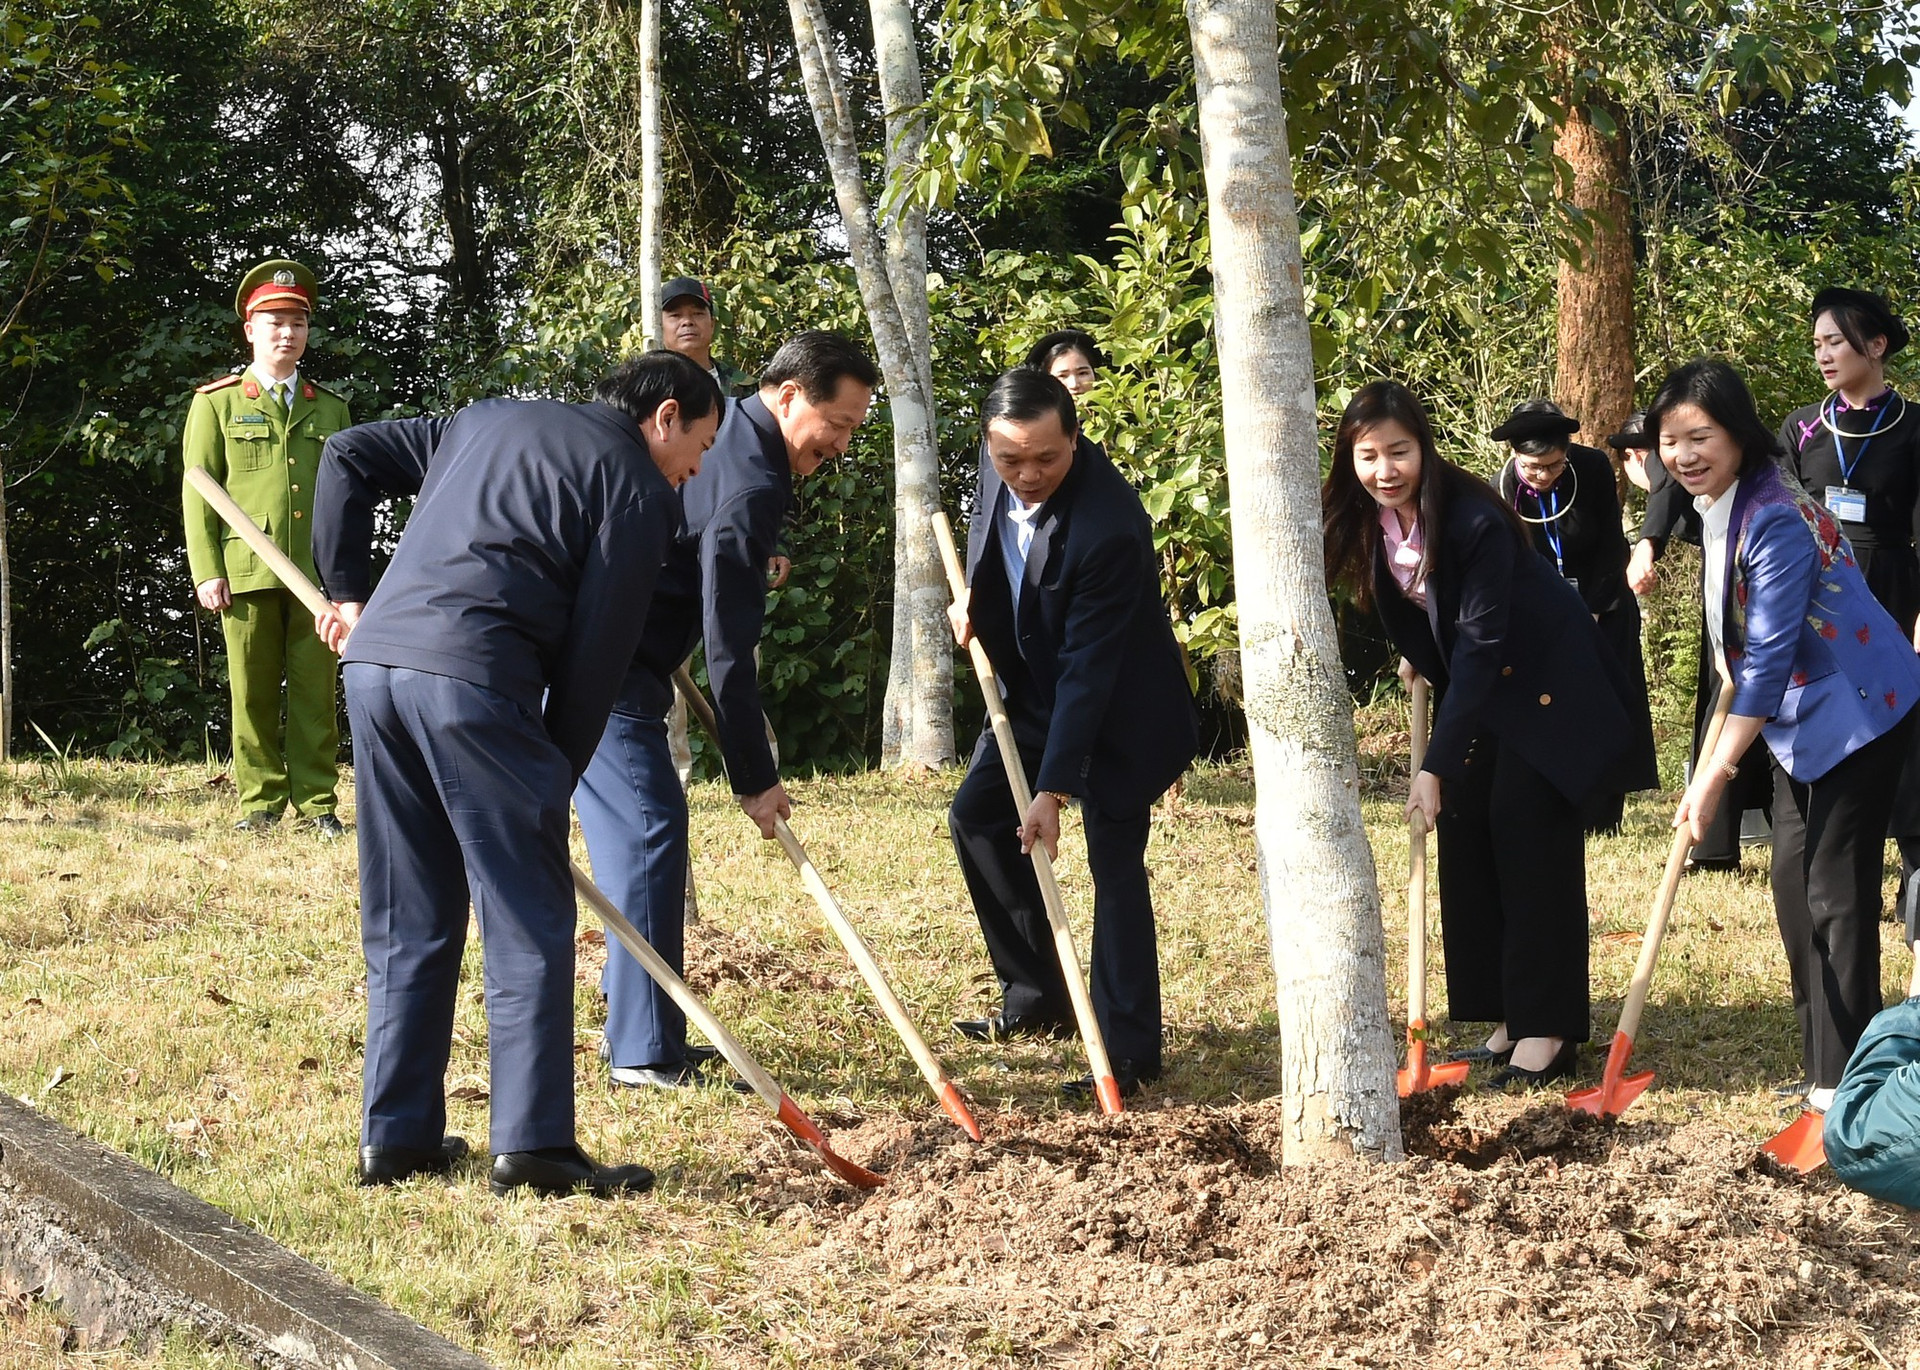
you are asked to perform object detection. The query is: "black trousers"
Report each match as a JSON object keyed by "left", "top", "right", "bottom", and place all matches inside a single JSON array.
[
  {"left": 948, "top": 727, "right": 1162, "bottom": 1067},
  {"left": 1687, "top": 622, "right": 1772, "bottom": 867},
  {"left": 1770, "top": 712, "right": 1914, "bottom": 1087},
  {"left": 1436, "top": 734, "right": 1590, "bottom": 1042}
]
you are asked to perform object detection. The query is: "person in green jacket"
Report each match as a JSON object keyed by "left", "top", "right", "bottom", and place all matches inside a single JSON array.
[
  {"left": 1824, "top": 920, "right": 1920, "bottom": 1209},
  {"left": 181, "top": 259, "right": 353, "bottom": 836}
]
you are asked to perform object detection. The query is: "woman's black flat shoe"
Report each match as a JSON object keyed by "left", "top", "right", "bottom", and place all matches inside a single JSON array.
[
  {"left": 1442, "top": 1043, "right": 1513, "bottom": 1065},
  {"left": 1489, "top": 1040, "right": 1579, "bottom": 1089}
]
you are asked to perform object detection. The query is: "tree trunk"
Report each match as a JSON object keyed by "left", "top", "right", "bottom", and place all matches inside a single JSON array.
[
  {"left": 636, "top": 0, "right": 663, "bottom": 348},
  {"left": 1553, "top": 104, "right": 1634, "bottom": 452},
  {"left": 1, "top": 468, "right": 11, "bottom": 762},
  {"left": 1186, "top": 0, "right": 1403, "bottom": 1164},
  {"left": 786, "top": 0, "right": 953, "bottom": 770}
]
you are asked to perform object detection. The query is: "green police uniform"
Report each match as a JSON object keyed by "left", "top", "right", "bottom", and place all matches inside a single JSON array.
[{"left": 182, "top": 262, "right": 352, "bottom": 819}]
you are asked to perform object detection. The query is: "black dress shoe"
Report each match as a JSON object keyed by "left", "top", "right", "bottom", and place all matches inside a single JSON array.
[
  {"left": 490, "top": 1145, "right": 655, "bottom": 1197},
  {"left": 954, "top": 1012, "right": 1075, "bottom": 1042},
  {"left": 1489, "top": 1040, "right": 1579, "bottom": 1090},
  {"left": 1061, "top": 1059, "right": 1161, "bottom": 1100},
  {"left": 303, "top": 813, "right": 347, "bottom": 841},
  {"left": 233, "top": 810, "right": 280, "bottom": 833},
  {"left": 1771, "top": 1077, "right": 1813, "bottom": 1100},
  {"left": 1441, "top": 1042, "right": 1513, "bottom": 1065},
  {"left": 357, "top": 1135, "right": 468, "bottom": 1186}
]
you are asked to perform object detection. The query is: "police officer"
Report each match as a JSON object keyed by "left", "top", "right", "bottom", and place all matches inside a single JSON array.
[{"left": 182, "top": 260, "right": 352, "bottom": 836}]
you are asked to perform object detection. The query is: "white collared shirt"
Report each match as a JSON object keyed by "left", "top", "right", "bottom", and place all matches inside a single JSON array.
[
  {"left": 1696, "top": 489, "right": 1736, "bottom": 669},
  {"left": 999, "top": 487, "right": 1043, "bottom": 610},
  {"left": 247, "top": 364, "right": 300, "bottom": 412}
]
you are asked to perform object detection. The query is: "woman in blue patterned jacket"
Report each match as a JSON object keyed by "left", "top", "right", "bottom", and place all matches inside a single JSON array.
[{"left": 1659, "top": 359, "right": 1920, "bottom": 1112}]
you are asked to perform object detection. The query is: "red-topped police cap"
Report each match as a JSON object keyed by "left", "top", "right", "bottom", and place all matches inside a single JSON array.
[{"left": 234, "top": 259, "right": 318, "bottom": 320}]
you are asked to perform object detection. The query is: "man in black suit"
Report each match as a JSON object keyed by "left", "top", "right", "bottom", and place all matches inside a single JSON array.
[
  {"left": 947, "top": 368, "right": 1198, "bottom": 1096},
  {"left": 579, "top": 331, "right": 878, "bottom": 1089}
]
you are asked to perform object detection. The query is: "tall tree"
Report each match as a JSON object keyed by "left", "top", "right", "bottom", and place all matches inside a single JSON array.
[
  {"left": 1185, "top": 0, "right": 1402, "bottom": 1162},
  {"left": 636, "top": 0, "right": 663, "bottom": 347},
  {"left": 1553, "top": 100, "right": 1634, "bottom": 446},
  {"left": 786, "top": 0, "right": 953, "bottom": 769}
]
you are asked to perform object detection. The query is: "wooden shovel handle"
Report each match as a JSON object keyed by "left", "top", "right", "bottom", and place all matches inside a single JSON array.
[
  {"left": 184, "top": 467, "right": 332, "bottom": 619},
  {"left": 1612, "top": 676, "right": 1737, "bottom": 1045},
  {"left": 1406, "top": 676, "right": 1431, "bottom": 1027}
]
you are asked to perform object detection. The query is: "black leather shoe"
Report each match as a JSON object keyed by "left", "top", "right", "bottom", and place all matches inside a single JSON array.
[
  {"left": 233, "top": 810, "right": 280, "bottom": 833},
  {"left": 490, "top": 1145, "right": 655, "bottom": 1197},
  {"left": 1489, "top": 1040, "right": 1579, "bottom": 1090},
  {"left": 1771, "top": 1077, "right": 1813, "bottom": 1099},
  {"left": 954, "top": 1012, "right": 1075, "bottom": 1042},
  {"left": 683, "top": 1043, "right": 722, "bottom": 1065},
  {"left": 1442, "top": 1042, "right": 1513, "bottom": 1065},
  {"left": 303, "top": 813, "right": 347, "bottom": 841},
  {"left": 357, "top": 1135, "right": 467, "bottom": 1186},
  {"left": 1061, "top": 1059, "right": 1161, "bottom": 1100}
]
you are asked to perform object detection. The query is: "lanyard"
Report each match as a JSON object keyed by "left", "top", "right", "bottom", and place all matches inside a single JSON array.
[{"left": 1822, "top": 390, "right": 1905, "bottom": 484}]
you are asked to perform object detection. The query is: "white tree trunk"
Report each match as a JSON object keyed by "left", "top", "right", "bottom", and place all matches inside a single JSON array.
[
  {"left": 1187, "top": 0, "right": 1403, "bottom": 1164},
  {"left": 787, "top": 0, "right": 953, "bottom": 769},
  {"left": 636, "top": 0, "right": 663, "bottom": 348}
]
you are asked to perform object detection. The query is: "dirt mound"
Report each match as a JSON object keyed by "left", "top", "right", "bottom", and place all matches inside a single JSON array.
[
  {"left": 741, "top": 1092, "right": 1920, "bottom": 1368},
  {"left": 573, "top": 920, "right": 846, "bottom": 996}
]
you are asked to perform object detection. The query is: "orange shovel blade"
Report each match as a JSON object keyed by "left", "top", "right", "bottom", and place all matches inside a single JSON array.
[
  {"left": 1759, "top": 1110, "right": 1828, "bottom": 1173},
  {"left": 1095, "top": 1076, "right": 1126, "bottom": 1115},
  {"left": 1396, "top": 1037, "right": 1471, "bottom": 1097},
  {"left": 938, "top": 1080, "right": 984, "bottom": 1142},
  {"left": 1567, "top": 1029, "right": 1653, "bottom": 1117},
  {"left": 774, "top": 1093, "right": 885, "bottom": 1189}
]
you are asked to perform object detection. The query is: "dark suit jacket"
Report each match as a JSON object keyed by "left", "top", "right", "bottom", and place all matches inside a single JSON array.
[
  {"left": 965, "top": 436, "right": 1197, "bottom": 815},
  {"left": 616, "top": 394, "right": 791, "bottom": 795},
  {"left": 313, "top": 399, "right": 679, "bottom": 779},
  {"left": 1373, "top": 468, "right": 1653, "bottom": 804}
]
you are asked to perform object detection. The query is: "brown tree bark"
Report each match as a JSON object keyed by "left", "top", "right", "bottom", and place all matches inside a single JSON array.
[{"left": 1553, "top": 104, "right": 1635, "bottom": 450}]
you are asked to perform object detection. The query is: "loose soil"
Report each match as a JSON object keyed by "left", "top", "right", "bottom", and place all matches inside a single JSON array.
[{"left": 732, "top": 1089, "right": 1920, "bottom": 1369}]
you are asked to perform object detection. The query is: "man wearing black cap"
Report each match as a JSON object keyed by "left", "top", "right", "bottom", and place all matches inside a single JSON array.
[
  {"left": 1780, "top": 286, "right": 1920, "bottom": 931},
  {"left": 1490, "top": 399, "right": 1657, "bottom": 832},
  {"left": 661, "top": 277, "right": 756, "bottom": 398}
]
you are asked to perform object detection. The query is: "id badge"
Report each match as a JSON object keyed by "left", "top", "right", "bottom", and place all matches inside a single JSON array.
[
  {"left": 1825, "top": 485, "right": 1868, "bottom": 523},
  {"left": 1563, "top": 576, "right": 1580, "bottom": 594}
]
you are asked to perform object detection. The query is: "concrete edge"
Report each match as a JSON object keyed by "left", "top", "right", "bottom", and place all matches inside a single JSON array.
[{"left": 0, "top": 1092, "right": 492, "bottom": 1369}]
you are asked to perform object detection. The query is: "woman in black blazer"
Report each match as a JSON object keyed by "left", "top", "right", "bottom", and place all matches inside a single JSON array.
[{"left": 1322, "top": 381, "right": 1656, "bottom": 1085}]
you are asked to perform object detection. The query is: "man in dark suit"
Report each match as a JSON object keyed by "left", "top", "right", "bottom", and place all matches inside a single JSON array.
[
  {"left": 311, "top": 350, "right": 721, "bottom": 1196},
  {"left": 947, "top": 368, "right": 1198, "bottom": 1096},
  {"left": 579, "top": 332, "right": 878, "bottom": 1089}
]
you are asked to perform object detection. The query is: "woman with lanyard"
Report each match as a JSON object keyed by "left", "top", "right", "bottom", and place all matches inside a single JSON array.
[
  {"left": 1662, "top": 359, "right": 1920, "bottom": 1114},
  {"left": 1779, "top": 288, "right": 1920, "bottom": 917},
  {"left": 1323, "top": 381, "right": 1647, "bottom": 1086},
  {"left": 1490, "top": 399, "right": 1657, "bottom": 833}
]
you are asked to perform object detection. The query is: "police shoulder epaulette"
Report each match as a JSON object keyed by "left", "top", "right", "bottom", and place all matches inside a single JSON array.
[
  {"left": 307, "top": 378, "right": 344, "bottom": 401},
  {"left": 195, "top": 373, "right": 242, "bottom": 394}
]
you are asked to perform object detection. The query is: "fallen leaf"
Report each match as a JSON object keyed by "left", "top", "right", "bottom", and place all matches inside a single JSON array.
[
  {"left": 296, "top": 1057, "right": 319, "bottom": 1072},
  {"left": 22, "top": 995, "right": 42, "bottom": 1007},
  {"left": 205, "top": 988, "right": 234, "bottom": 1006},
  {"left": 1601, "top": 930, "right": 1640, "bottom": 945},
  {"left": 57, "top": 872, "right": 78, "bottom": 882},
  {"left": 206, "top": 773, "right": 231, "bottom": 788},
  {"left": 577, "top": 928, "right": 605, "bottom": 946},
  {"left": 43, "top": 1066, "right": 69, "bottom": 1092},
  {"left": 449, "top": 1086, "right": 489, "bottom": 1103}
]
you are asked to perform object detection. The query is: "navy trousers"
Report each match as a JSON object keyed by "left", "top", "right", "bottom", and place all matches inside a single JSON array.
[
  {"left": 573, "top": 708, "right": 689, "bottom": 1069},
  {"left": 948, "top": 726, "right": 1162, "bottom": 1068},
  {"left": 346, "top": 664, "right": 579, "bottom": 1155}
]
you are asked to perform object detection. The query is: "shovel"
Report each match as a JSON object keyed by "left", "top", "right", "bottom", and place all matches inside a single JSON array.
[
  {"left": 1569, "top": 676, "right": 1735, "bottom": 1118},
  {"left": 184, "top": 467, "right": 883, "bottom": 1189},
  {"left": 1397, "top": 676, "right": 1470, "bottom": 1097},
  {"left": 669, "top": 668, "right": 983, "bottom": 1142},
  {"left": 931, "top": 511, "right": 1126, "bottom": 1115}
]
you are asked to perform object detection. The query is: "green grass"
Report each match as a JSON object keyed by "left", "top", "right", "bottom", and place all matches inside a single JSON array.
[{"left": 0, "top": 738, "right": 1911, "bottom": 1366}]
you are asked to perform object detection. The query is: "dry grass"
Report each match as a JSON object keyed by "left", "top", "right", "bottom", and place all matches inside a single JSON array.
[{"left": 0, "top": 732, "right": 1912, "bottom": 1367}]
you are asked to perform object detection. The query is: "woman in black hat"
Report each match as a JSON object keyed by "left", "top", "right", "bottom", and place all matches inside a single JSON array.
[
  {"left": 1323, "top": 382, "right": 1651, "bottom": 1086},
  {"left": 1780, "top": 288, "right": 1920, "bottom": 912},
  {"left": 1491, "top": 399, "right": 1659, "bottom": 832}
]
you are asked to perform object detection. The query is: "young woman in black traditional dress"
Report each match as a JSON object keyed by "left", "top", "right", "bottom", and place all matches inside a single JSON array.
[
  {"left": 1779, "top": 288, "right": 1920, "bottom": 926},
  {"left": 1490, "top": 399, "right": 1657, "bottom": 832}
]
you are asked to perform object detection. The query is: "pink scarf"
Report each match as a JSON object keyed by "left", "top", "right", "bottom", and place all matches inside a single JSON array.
[{"left": 1379, "top": 506, "right": 1426, "bottom": 607}]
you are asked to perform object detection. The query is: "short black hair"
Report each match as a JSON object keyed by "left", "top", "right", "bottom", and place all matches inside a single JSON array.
[
  {"left": 594, "top": 349, "right": 722, "bottom": 426},
  {"left": 982, "top": 367, "right": 1078, "bottom": 436},
  {"left": 1646, "top": 359, "right": 1781, "bottom": 477},
  {"left": 759, "top": 331, "right": 879, "bottom": 402}
]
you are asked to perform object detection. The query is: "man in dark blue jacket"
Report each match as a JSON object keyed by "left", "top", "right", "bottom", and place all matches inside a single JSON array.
[
  {"left": 311, "top": 351, "right": 721, "bottom": 1197},
  {"left": 580, "top": 331, "right": 877, "bottom": 1088},
  {"left": 947, "top": 369, "right": 1198, "bottom": 1096}
]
